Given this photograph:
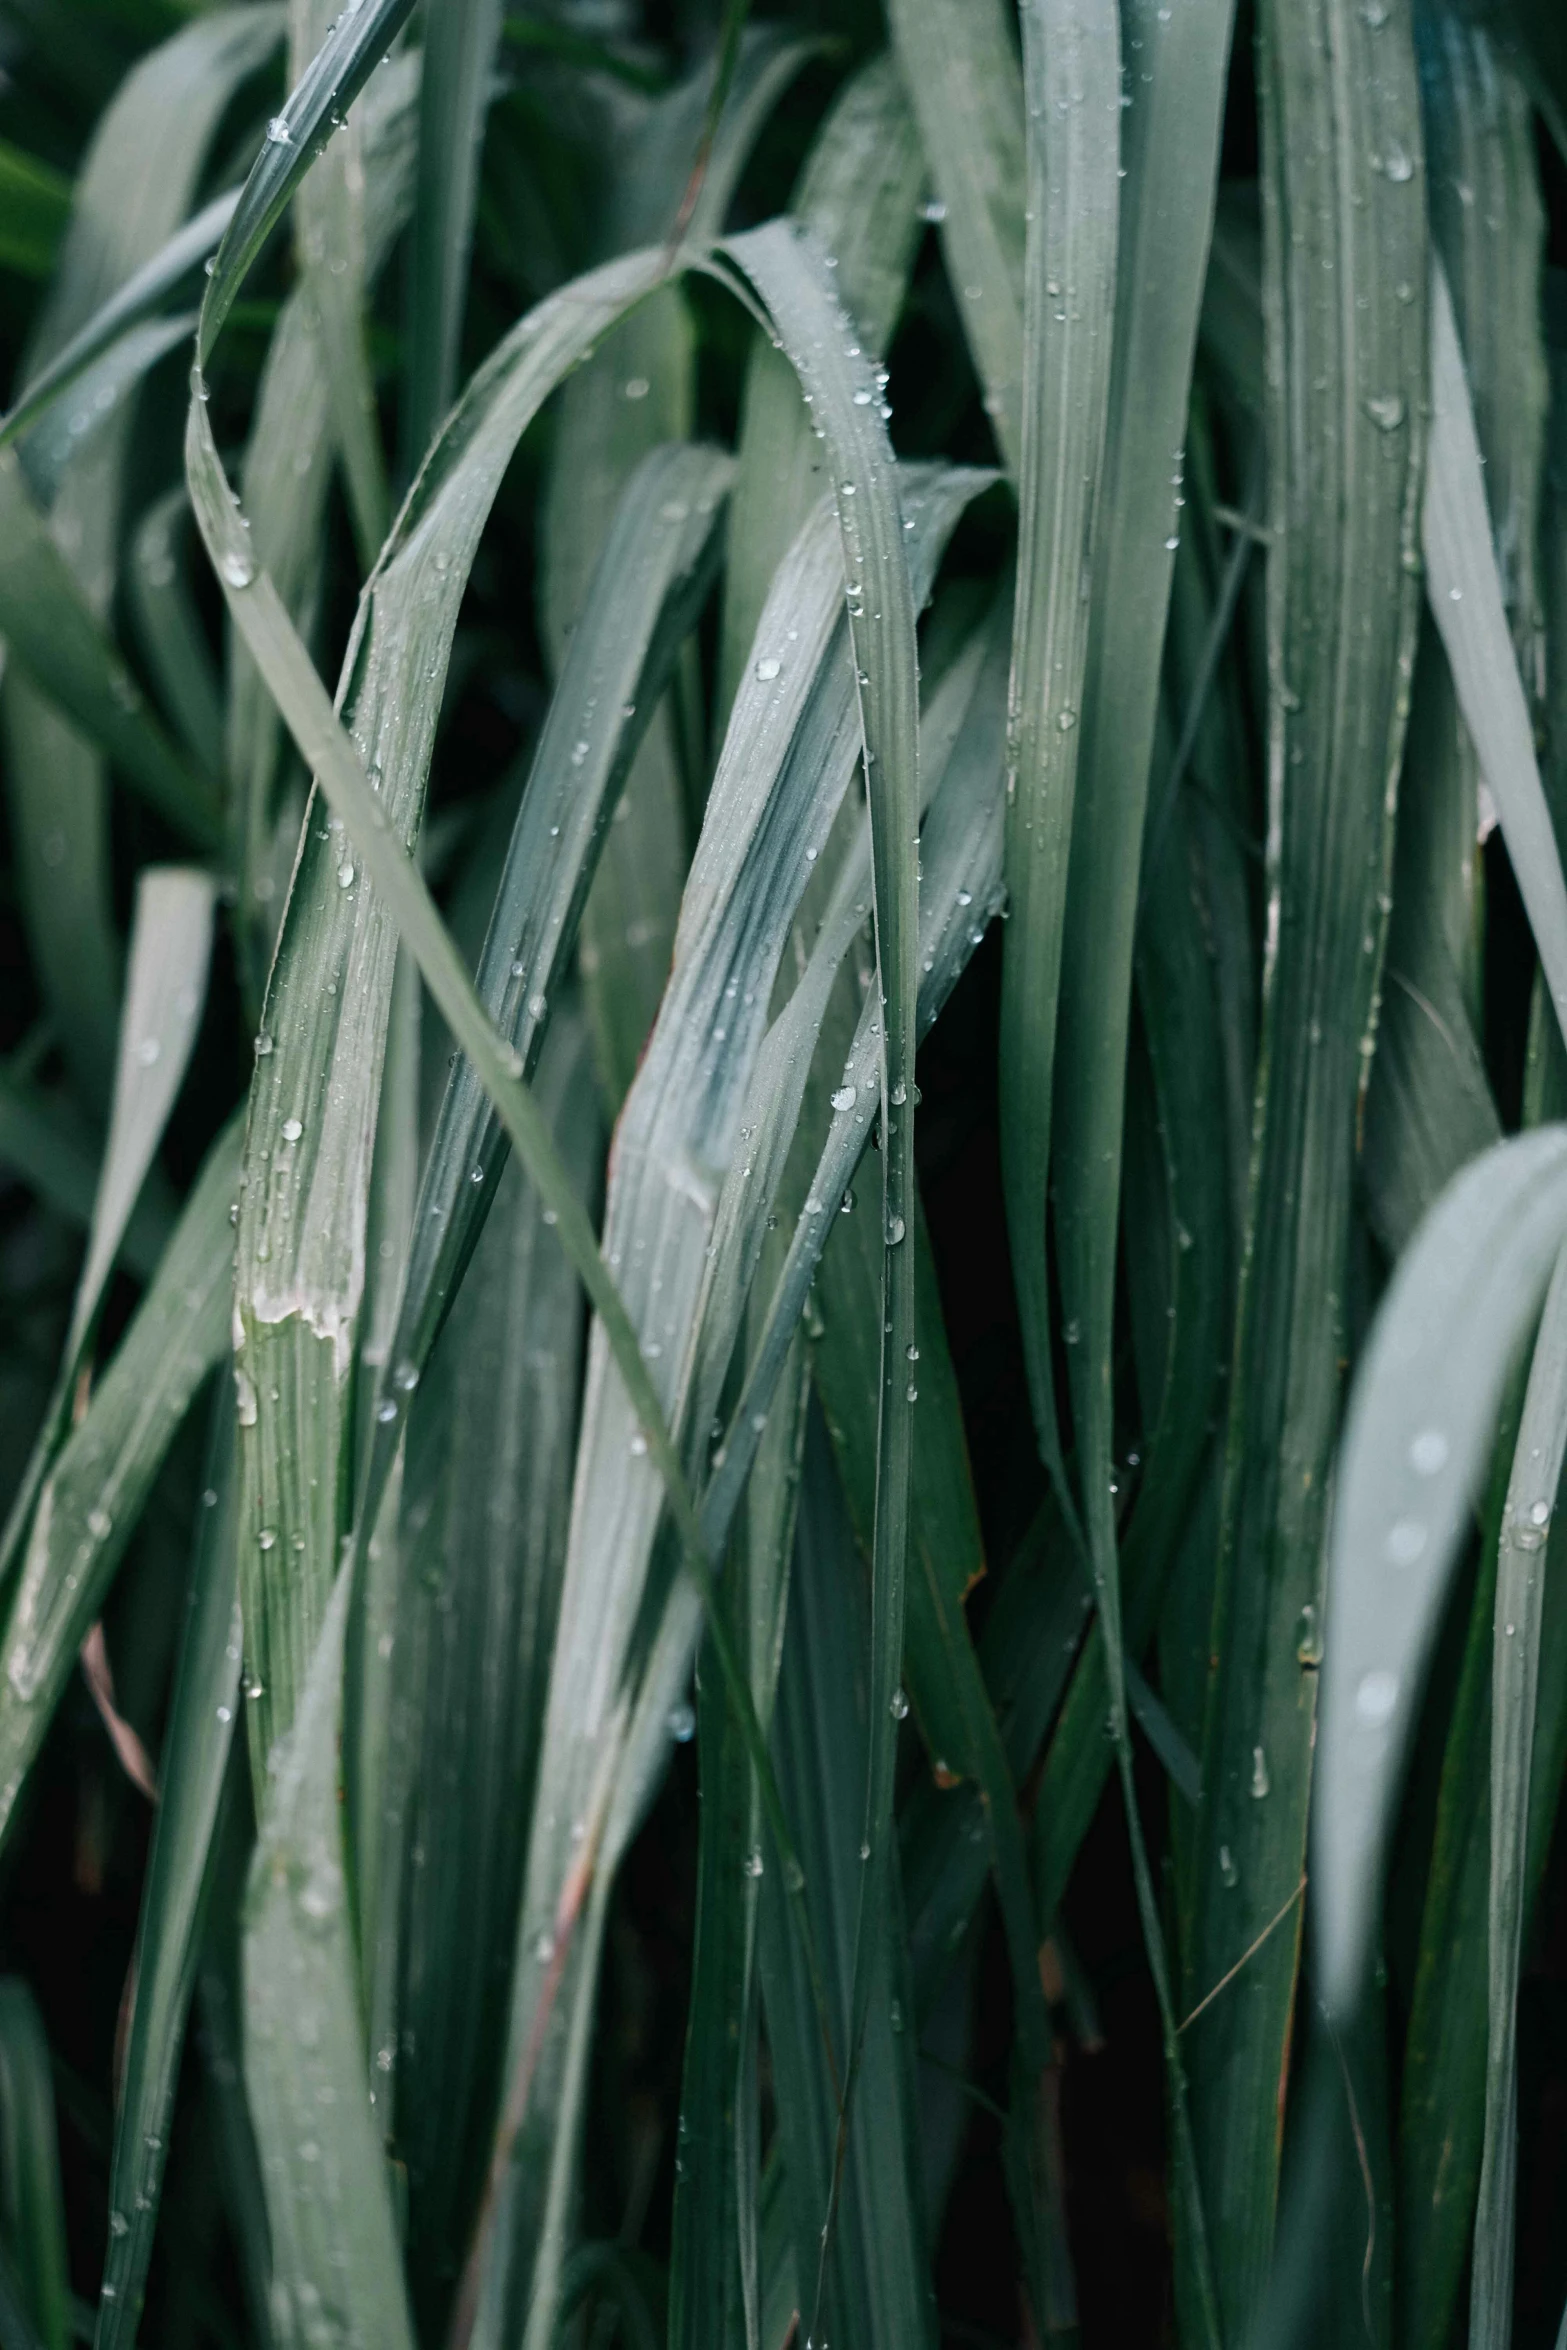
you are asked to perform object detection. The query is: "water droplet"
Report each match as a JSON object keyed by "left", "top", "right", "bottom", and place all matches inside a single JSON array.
[
  {"left": 1219, "top": 1844, "right": 1238, "bottom": 1887},
  {"left": 1365, "top": 393, "right": 1406, "bottom": 433},
  {"left": 1296, "top": 1603, "right": 1323, "bottom": 1666},
  {"left": 754, "top": 655, "right": 782, "bottom": 683},
  {"left": 253, "top": 1031, "right": 274, "bottom": 1057},
  {"left": 1356, "top": 1668, "right": 1399, "bottom": 1725},
  {"left": 744, "top": 1849, "right": 764, "bottom": 1879},
  {"left": 623, "top": 375, "right": 650, "bottom": 400},
  {"left": 1057, "top": 708, "right": 1078, "bottom": 732},
  {"left": 1386, "top": 1518, "right": 1426, "bottom": 1566},
  {"left": 534, "top": 1929, "right": 556, "bottom": 1963},
  {"left": 1250, "top": 1745, "right": 1270, "bottom": 1799},
  {"left": 218, "top": 545, "right": 256, "bottom": 590},
  {"left": 267, "top": 114, "right": 293, "bottom": 145},
  {"left": 1379, "top": 145, "right": 1414, "bottom": 183},
  {"left": 337, "top": 861, "right": 355, "bottom": 889},
  {"left": 1409, "top": 1428, "right": 1448, "bottom": 1476},
  {"left": 906, "top": 1343, "right": 920, "bottom": 1362},
  {"left": 885, "top": 1213, "right": 906, "bottom": 1246},
  {"left": 629, "top": 1431, "right": 649, "bottom": 1458},
  {"left": 667, "top": 1700, "right": 695, "bottom": 1743},
  {"left": 890, "top": 1686, "right": 910, "bottom": 1721},
  {"left": 470, "top": 1166, "right": 485, "bottom": 1185},
  {"left": 830, "top": 1084, "right": 857, "bottom": 1112},
  {"left": 906, "top": 1382, "right": 919, "bottom": 1402},
  {"left": 377, "top": 1399, "right": 398, "bottom": 1424},
  {"left": 920, "top": 198, "right": 947, "bottom": 223},
  {"left": 135, "top": 1037, "right": 161, "bottom": 1067},
  {"left": 890, "top": 1078, "right": 907, "bottom": 1106},
  {"left": 281, "top": 1117, "right": 303, "bottom": 1143},
  {"left": 258, "top": 1528, "right": 278, "bottom": 1552},
  {"left": 86, "top": 1507, "right": 112, "bottom": 1541}
]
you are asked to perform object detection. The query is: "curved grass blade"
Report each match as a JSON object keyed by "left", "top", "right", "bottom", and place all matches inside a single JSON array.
[
  {"left": 400, "top": 0, "right": 504, "bottom": 475},
  {"left": 243, "top": 1568, "right": 415, "bottom": 2350},
  {"left": 0, "top": 193, "right": 237, "bottom": 456},
  {"left": 463, "top": 458, "right": 966, "bottom": 2350},
  {"left": 94, "top": 1405, "right": 240, "bottom": 2350},
  {"left": 0, "top": 864, "right": 216, "bottom": 1593},
  {"left": 542, "top": 29, "right": 816, "bottom": 1101},
  {"left": 718, "top": 50, "right": 926, "bottom": 722},
  {"left": 1469, "top": 1246, "right": 1567, "bottom": 2350},
  {"left": 1312, "top": 1129, "right": 1567, "bottom": 2019},
  {"left": 197, "top": 0, "right": 418, "bottom": 368},
  {"left": 355, "top": 440, "right": 733, "bottom": 1545},
  {"left": 998, "top": 0, "right": 1119, "bottom": 1530},
  {"left": 1182, "top": 4, "right": 1427, "bottom": 2327},
  {"left": 0, "top": 1983, "right": 68, "bottom": 2350},
  {"left": 1426, "top": 257, "right": 1567, "bottom": 1047},
  {"left": 0, "top": 1117, "right": 240, "bottom": 1846},
  {"left": 0, "top": 457, "right": 219, "bottom": 849},
  {"left": 884, "top": 0, "right": 1025, "bottom": 470},
  {"left": 192, "top": 242, "right": 673, "bottom": 1776},
  {"left": 15, "top": 314, "right": 196, "bottom": 512},
  {"left": 228, "top": 46, "right": 420, "bottom": 1012},
  {"left": 720, "top": 225, "right": 922, "bottom": 2309}
]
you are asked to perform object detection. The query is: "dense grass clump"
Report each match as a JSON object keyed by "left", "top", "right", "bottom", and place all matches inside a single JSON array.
[{"left": 3, "top": 0, "right": 1567, "bottom": 2343}]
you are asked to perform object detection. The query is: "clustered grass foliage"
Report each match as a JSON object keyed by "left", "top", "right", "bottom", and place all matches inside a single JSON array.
[{"left": 3, "top": 0, "right": 1567, "bottom": 2343}]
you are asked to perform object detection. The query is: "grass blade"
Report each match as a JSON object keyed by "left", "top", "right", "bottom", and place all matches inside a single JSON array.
[
  {"left": 1312, "top": 1132, "right": 1567, "bottom": 2018},
  {"left": 0, "top": 140, "right": 69, "bottom": 283},
  {"left": 1182, "top": 4, "right": 1427, "bottom": 2327},
  {"left": 998, "top": 0, "right": 1119, "bottom": 1520},
  {"left": 0, "top": 193, "right": 236, "bottom": 455},
  {"left": 0, "top": 1117, "right": 240, "bottom": 1845},
  {"left": 192, "top": 240, "right": 673, "bottom": 1773},
  {"left": 1425, "top": 258, "right": 1567, "bottom": 1047},
  {"left": 669, "top": 1221, "right": 806, "bottom": 2350},
  {"left": 1470, "top": 1247, "right": 1567, "bottom": 2349},
  {"left": 718, "top": 51, "right": 926, "bottom": 722},
  {"left": 400, "top": 0, "right": 504, "bottom": 475},
  {"left": 243, "top": 1568, "right": 416, "bottom": 2350},
  {"left": 197, "top": 0, "right": 417, "bottom": 368},
  {"left": 756, "top": 1421, "right": 937, "bottom": 2350},
  {"left": 0, "top": 864, "right": 215, "bottom": 1593},
  {"left": 94, "top": 1405, "right": 241, "bottom": 2350},
  {"left": 356, "top": 440, "right": 733, "bottom": 1545},
  {"left": 6, "top": 6, "right": 287, "bottom": 1107},
  {"left": 127, "top": 488, "right": 225, "bottom": 781},
  {"left": 0, "top": 1984, "right": 68, "bottom": 2350},
  {"left": 542, "top": 31, "right": 814, "bottom": 1102},
  {"left": 884, "top": 0, "right": 1025, "bottom": 470},
  {"left": 0, "top": 456, "right": 219, "bottom": 848},
  {"left": 391, "top": 1011, "right": 595, "bottom": 2335}
]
